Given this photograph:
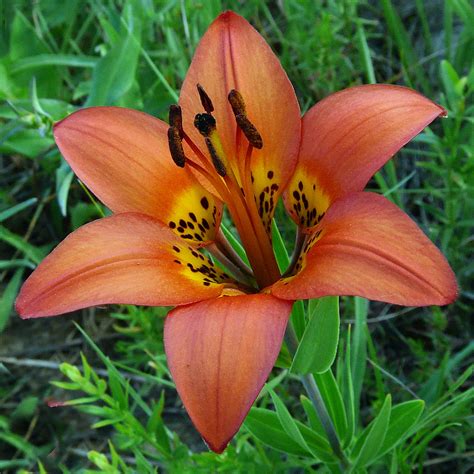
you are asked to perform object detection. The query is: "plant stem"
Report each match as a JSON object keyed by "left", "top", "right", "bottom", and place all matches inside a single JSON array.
[{"left": 285, "top": 324, "right": 350, "bottom": 469}]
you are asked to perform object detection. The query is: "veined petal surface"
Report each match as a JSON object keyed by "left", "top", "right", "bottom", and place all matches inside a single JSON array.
[
  {"left": 54, "top": 107, "right": 222, "bottom": 244},
  {"left": 164, "top": 293, "right": 293, "bottom": 453},
  {"left": 284, "top": 85, "right": 445, "bottom": 230},
  {"left": 16, "top": 213, "right": 227, "bottom": 318},
  {"left": 274, "top": 192, "right": 457, "bottom": 306},
  {"left": 179, "top": 11, "right": 301, "bottom": 231}
]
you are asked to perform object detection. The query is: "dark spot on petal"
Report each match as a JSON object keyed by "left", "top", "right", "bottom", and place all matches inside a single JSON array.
[{"left": 201, "top": 197, "right": 209, "bottom": 209}]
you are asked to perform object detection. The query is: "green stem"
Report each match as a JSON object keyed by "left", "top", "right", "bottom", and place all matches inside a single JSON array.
[{"left": 285, "top": 324, "right": 350, "bottom": 469}]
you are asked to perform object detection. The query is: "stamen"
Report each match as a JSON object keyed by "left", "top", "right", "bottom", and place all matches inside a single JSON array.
[
  {"left": 169, "top": 105, "right": 183, "bottom": 136},
  {"left": 197, "top": 84, "right": 215, "bottom": 113},
  {"left": 205, "top": 138, "right": 227, "bottom": 177},
  {"left": 167, "top": 126, "right": 186, "bottom": 168},
  {"left": 228, "top": 89, "right": 263, "bottom": 149},
  {"left": 194, "top": 113, "right": 216, "bottom": 137},
  {"left": 228, "top": 90, "right": 246, "bottom": 116},
  {"left": 235, "top": 115, "right": 263, "bottom": 149}
]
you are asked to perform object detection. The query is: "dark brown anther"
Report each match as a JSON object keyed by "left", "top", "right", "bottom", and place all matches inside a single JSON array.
[
  {"left": 228, "top": 89, "right": 263, "bottom": 149},
  {"left": 197, "top": 84, "right": 214, "bottom": 113},
  {"left": 194, "top": 113, "right": 216, "bottom": 137},
  {"left": 167, "top": 126, "right": 186, "bottom": 167},
  {"left": 205, "top": 138, "right": 227, "bottom": 177},
  {"left": 228, "top": 89, "right": 246, "bottom": 116},
  {"left": 169, "top": 105, "right": 183, "bottom": 136},
  {"left": 236, "top": 115, "right": 263, "bottom": 149}
]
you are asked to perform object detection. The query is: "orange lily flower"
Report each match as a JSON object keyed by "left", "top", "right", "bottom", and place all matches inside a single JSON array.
[{"left": 16, "top": 11, "right": 457, "bottom": 453}]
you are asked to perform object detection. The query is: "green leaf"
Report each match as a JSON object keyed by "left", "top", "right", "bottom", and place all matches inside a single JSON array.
[
  {"left": 0, "top": 268, "right": 24, "bottom": 333},
  {"left": 245, "top": 407, "right": 333, "bottom": 461},
  {"left": 10, "top": 54, "right": 97, "bottom": 74},
  {"left": 301, "top": 395, "right": 325, "bottom": 436},
  {"left": 351, "top": 296, "right": 368, "bottom": 421},
  {"left": 107, "top": 368, "right": 127, "bottom": 410},
  {"left": 271, "top": 220, "right": 305, "bottom": 338},
  {"left": 0, "top": 225, "right": 47, "bottom": 264},
  {"left": 0, "top": 198, "right": 37, "bottom": 222},
  {"left": 269, "top": 386, "right": 333, "bottom": 461},
  {"left": 341, "top": 328, "right": 355, "bottom": 447},
  {"left": 314, "top": 369, "right": 348, "bottom": 440},
  {"left": 268, "top": 386, "right": 310, "bottom": 451},
  {"left": 244, "top": 408, "right": 308, "bottom": 456},
  {"left": 271, "top": 219, "right": 290, "bottom": 271},
  {"left": 11, "top": 396, "right": 38, "bottom": 420},
  {"left": 74, "top": 323, "right": 151, "bottom": 416},
  {"left": 86, "top": 4, "right": 142, "bottom": 106},
  {"left": 146, "top": 391, "right": 171, "bottom": 454},
  {"left": 56, "top": 162, "right": 74, "bottom": 216},
  {"left": 378, "top": 400, "right": 424, "bottom": 457},
  {"left": 291, "top": 296, "right": 340, "bottom": 374},
  {"left": 352, "top": 394, "right": 392, "bottom": 469}
]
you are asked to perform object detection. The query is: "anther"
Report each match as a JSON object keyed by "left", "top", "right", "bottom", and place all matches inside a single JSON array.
[
  {"left": 228, "top": 89, "right": 263, "bottom": 149},
  {"left": 228, "top": 90, "right": 246, "bottom": 116},
  {"left": 197, "top": 84, "right": 214, "bottom": 113},
  {"left": 235, "top": 115, "right": 263, "bottom": 149},
  {"left": 167, "top": 126, "right": 186, "bottom": 167},
  {"left": 205, "top": 138, "right": 227, "bottom": 177},
  {"left": 169, "top": 105, "right": 183, "bottom": 136},
  {"left": 194, "top": 113, "right": 216, "bottom": 137}
]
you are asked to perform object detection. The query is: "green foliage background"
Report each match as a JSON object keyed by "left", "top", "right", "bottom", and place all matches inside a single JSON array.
[{"left": 0, "top": 0, "right": 472, "bottom": 472}]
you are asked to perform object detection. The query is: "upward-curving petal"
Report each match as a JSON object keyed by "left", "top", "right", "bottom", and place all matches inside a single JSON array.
[
  {"left": 16, "top": 213, "right": 227, "bottom": 318},
  {"left": 273, "top": 192, "right": 457, "bottom": 306},
  {"left": 54, "top": 107, "right": 222, "bottom": 244},
  {"left": 179, "top": 11, "right": 301, "bottom": 230},
  {"left": 284, "top": 85, "right": 445, "bottom": 230},
  {"left": 164, "top": 293, "right": 293, "bottom": 453}
]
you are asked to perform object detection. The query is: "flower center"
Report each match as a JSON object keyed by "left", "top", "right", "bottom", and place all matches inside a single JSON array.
[{"left": 166, "top": 85, "right": 281, "bottom": 289}]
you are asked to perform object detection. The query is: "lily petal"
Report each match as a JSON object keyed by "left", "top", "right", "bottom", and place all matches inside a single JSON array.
[
  {"left": 16, "top": 213, "right": 227, "bottom": 318},
  {"left": 284, "top": 85, "right": 445, "bottom": 230},
  {"left": 54, "top": 107, "right": 222, "bottom": 244},
  {"left": 164, "top": 293, "right": 293, "bottom": 453},
  {"left": 180, "top": 11, "right": 301, "bottom": 231},
  {"left": 273, "top": 192, "right": 457, "bottom": 306}
]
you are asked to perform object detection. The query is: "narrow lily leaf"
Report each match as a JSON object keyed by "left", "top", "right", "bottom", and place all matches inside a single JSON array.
[
  {"left": 0, "top": 225, "right": 46, "bottom": 264},
  {"left": 352, "top": 296, "right": 368, "bottom": 421},
  {"left": 107, "top": 368, "right": 127, "bottom": 410},
  {"left": 291, "top": 296, "right": 340, "bottom": 374},
  {"left": 272, "top": 220, "right": 305, "bottom": 339},
  {"left": 74, "top": 323, "right": 151, "bottom": 416},
  {"left": 378, "top": 400, "right": 424, "bottom": 458},
  {"left": 267, "top": 387, "right": 334, "bottom": 461},
  {"left": 271, "top": 219, "right": 290, "bottom": 272},
  {"left": 352, "top": 394, "right": 392, "bottom": 469},
  {"left": 55, "top": 163, "right": 74, "bottom": 216},
  {"left": 268, "top": 387, "right": 309, "bottom": 451},
  {"left": 0, "top": 198, "right": 37, "bottom": 222},
  {"left": 86, "top": 5, "right": 141, "bottom": 106},
  {"left": 221, "top": 222, "right": 249, "bottom": 265},
  {"left": 146, "top": 391, "right": 171, "bottom": 455},
  {"left": 0, "top": 269, "right": 24, "bottom": 333},
  {"left": 314, "top": 369, "right": 348, "bottom": 440},
  {"left": 244, "top": 408, "right": 309, "bottom": 456},
  {"left": 300, "top": 395, "right": 325, "bottom": 435},
  {"left": 11, "top": 54, "right": 97, "bottom": 74},
  {"left": 341, "top": 327, "right": 356, "bottom": 447}
]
